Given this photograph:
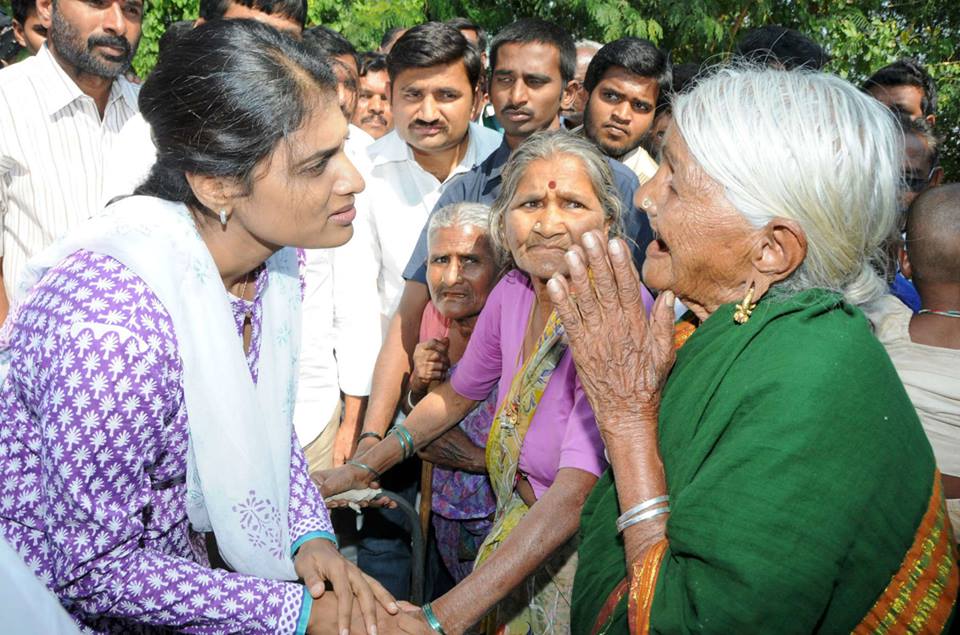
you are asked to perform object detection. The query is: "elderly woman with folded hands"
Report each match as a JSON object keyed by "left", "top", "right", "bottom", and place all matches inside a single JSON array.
[{"left": 548, "top": 66, "right": 958, "bottom": 634}]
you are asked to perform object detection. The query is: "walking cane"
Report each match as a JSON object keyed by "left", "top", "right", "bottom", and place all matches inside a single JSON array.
[{"left": 419, "top": 461, "right": 433, "bottom": 545}]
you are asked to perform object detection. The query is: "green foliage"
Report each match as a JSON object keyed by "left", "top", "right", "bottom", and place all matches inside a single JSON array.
[
  {"left": 130, "top": 0, "right": 198, "bottom": 77},
  {"left": 3, "top": 0, "right": 957, "bottom": 176}
]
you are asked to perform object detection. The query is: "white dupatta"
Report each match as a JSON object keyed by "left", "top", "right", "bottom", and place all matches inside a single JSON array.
[{"left": 0, "top": 196, "right": 301, "bottom": 580}]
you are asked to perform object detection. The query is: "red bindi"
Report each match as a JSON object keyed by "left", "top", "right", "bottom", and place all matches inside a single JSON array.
[{"left": 548, "top": 180, "right": 557, "bottom": 189}]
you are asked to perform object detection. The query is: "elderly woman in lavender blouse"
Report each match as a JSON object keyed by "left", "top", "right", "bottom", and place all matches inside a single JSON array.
[
  {"left": 319, "top": 131, "right": 655, "bottom": 635},
  {"left": 402, "top": 202, "right": 503, "bottom": 584},
  {"left": 0, "top": 20, "right": 404, "bottom": 635}
]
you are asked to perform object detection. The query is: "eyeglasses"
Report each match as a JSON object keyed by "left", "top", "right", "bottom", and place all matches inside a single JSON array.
[{"left": 904, "top": 166, "right": 938, "bottom": 193}]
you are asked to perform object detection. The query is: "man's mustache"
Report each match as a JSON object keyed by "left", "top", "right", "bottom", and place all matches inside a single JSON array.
[
  {"left": 501, "top": 105, "right": 533, "bottom": 118},
  {"left": 409, "top": 119, "right": 447, "bottom": 130},
  {"left": 88, "top": 34, "right": 131, "bottom": 58}
]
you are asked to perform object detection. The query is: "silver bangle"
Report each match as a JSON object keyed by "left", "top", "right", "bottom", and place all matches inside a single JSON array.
[
  {"left": 617, "top": 505, "right": 670, "bottom": 533},
  {"left": 615, "top": 495, "right": 669, "bottom": 530},
  {"left": 406, "top": 389, "right": 419, "bottom": 411}
]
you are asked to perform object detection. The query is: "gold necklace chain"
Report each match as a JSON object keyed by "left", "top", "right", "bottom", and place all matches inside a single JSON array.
[{"left": 238, "top": 271, "right": 250, "bottom": 301}]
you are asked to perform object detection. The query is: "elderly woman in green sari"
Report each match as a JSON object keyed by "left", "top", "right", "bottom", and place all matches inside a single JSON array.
[{"left": 548, "top": 67, "right": 958, "bottom": 633}]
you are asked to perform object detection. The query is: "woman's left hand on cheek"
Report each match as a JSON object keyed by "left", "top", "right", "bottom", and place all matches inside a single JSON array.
[
  {"left": 546, "top": 231, "right": 677, "bottom": 437},
  {"left": 294, "top": 537, "right": 399, "bottom": 635}
]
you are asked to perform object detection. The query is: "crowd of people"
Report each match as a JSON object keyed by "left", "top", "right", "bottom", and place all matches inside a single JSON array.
[{"left": 0, "top": 0, "right": 957, "bottom": 633}]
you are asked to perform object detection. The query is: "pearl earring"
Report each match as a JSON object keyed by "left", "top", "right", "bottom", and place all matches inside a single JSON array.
[{"left": 219, "top": 209, "right": 228, "bottom": 226}]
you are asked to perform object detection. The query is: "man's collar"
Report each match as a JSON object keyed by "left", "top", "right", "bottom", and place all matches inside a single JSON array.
[
  {"left": 447, "top": 121, "right": 487, "bottom": 179},
  {"left": 620, "top": 143, "right": 653, "bottom": 165},
  {"left": 36, "top": 43, "right": 135, "bottom": 117},
  {"left": 369, "top": 129, "right": 414, "bottom": 166},
  {"left": 112, "top": 73, "right": 139, "bottom": 112},
  {"left": 486, "top": 138, "right": 513, "bottom": 180},
  {"left": 370, "top": 123, "right": 487, "bottom": 177},
  {"left": 37, "top": 44, "right": 86, "bottom": 116}
]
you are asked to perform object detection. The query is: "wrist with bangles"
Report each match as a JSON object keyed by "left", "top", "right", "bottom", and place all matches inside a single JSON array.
[
  {"left": 357, "top": 431, "right": 382, "bottom": 443},
  {"left": 616, "top": 494, "right": 670, "bottom": 534},
  {"left": 422, "top": 602, "right": 446, "bottom": 634},
  {"left": 345, "top": 459, "right": 382, "bottom": 485},
  {"left": 389, "top": 422, "right": 416, "bottom": 461}
]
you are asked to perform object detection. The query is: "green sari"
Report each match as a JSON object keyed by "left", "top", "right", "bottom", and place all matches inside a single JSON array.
[{"left": 571, "top": 289, "right": 957, "bottom": 633}]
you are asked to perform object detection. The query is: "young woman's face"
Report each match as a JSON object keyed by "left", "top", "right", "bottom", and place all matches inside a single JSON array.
[{"left": 235, "top": 96, "right": 365, "bottom": 250}]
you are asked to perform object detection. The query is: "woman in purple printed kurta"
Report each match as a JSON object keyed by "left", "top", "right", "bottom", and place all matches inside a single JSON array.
[
  {"left": 0, "top": 250, "right": 324, "bottom": 633},
  {"left": 0, "top": 20, "right": 405, "bottom": 635}
]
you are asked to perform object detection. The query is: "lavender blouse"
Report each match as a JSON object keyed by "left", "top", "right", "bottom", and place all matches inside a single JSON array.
[
  {"left": 450, "top": 270, "right": 610, "bottom": 499},
  {"left": 0, "top": 250, "right": 331, "bottom": 634}
]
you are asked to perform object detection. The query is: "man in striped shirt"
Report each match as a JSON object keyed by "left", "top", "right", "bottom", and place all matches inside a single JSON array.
[{"left": 0, "top": 0, "right": 143, "bottom": 322}]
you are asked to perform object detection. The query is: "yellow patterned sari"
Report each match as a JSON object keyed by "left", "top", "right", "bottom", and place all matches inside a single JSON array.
[{"left": 474, "top": 311, "right": 578, "bottom": 634}]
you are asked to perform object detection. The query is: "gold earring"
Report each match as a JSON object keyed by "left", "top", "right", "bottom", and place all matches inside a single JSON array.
[{"left": 733, "top": 285, "right": 757, "bottom": 324}]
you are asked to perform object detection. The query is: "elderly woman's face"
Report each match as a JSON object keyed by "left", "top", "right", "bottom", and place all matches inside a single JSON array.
[
  {"left": 427, "top": 225, "right": 498, "bottom": 321},
  {"left": 505, "top": 154, "right": 608, "bottom": 281},
  {"left": 636, "top": 128, "right": 757, "bottom": 310}
]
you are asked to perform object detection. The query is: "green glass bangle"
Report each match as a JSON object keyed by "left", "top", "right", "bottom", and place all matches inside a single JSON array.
[
  {"left": 395, "top": 423, "right": 415, "bottom": 456},
  {"left": 346, "top": 459, "right": 382, "bottom": 483},
  {"left": 422, "top": 602, "right": 446, "bottom": 634},
  {"left": 393, "top": 423, "right": 416, "bottom": 460},
  {"left": 390, "top": 427, "right": 412, "bottom": 460}
]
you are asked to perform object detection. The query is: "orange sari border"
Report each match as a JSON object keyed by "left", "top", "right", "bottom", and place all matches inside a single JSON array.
[
  {"left": 590, "top": 578, "right": 628, "bottom": 635},
  {"left": 627, "top": 539, "right": 669, "bottom": 635},
  {"left": 853, "top": 471, "right": 958, "bottom": 635},
  {"left": 673, "top": 316, "right": 697, "bottom": 350}
]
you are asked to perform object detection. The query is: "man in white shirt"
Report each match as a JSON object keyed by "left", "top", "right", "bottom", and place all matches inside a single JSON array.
[
  {"left": 339, "top": 20, "right": 501, "bottom": 600},
  {"left": 561, "top": 38, "right": 601, "bottom": 129},
  {"left": 0, "top": 0, "right": 142, "bottom": 321},
  {"left": 351, "top": 22, "right": 501, "bottom": 332}
]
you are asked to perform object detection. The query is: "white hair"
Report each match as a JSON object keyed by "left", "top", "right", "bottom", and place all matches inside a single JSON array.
[
  {"left": 427, "top": 202, "right": 491, "bottom": 247},
  {"left": 576, "top": 39, "right": 603, "bottom": 55},
  {"left": 672, "top": 65, "right": 901, "bottom": 308},
  {"left": 427, "top": 202, "right": 506, "bottom": 269}
]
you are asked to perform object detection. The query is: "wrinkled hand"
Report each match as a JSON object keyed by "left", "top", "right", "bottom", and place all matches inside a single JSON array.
[
  {"left": 314, "top": 464, "right": 397, "bottom": 510},
  {"left": 417, "top": 427, "right": 486, "bottom": 474},
  {"left": 409, "top": 337, "right": 450, "bottom": 396},
  {"left": 296, "top": 537, "right": 399, "bottom": 635},
  {"left": 546, "top": 231, "right": 676, "bottom": 440}
]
